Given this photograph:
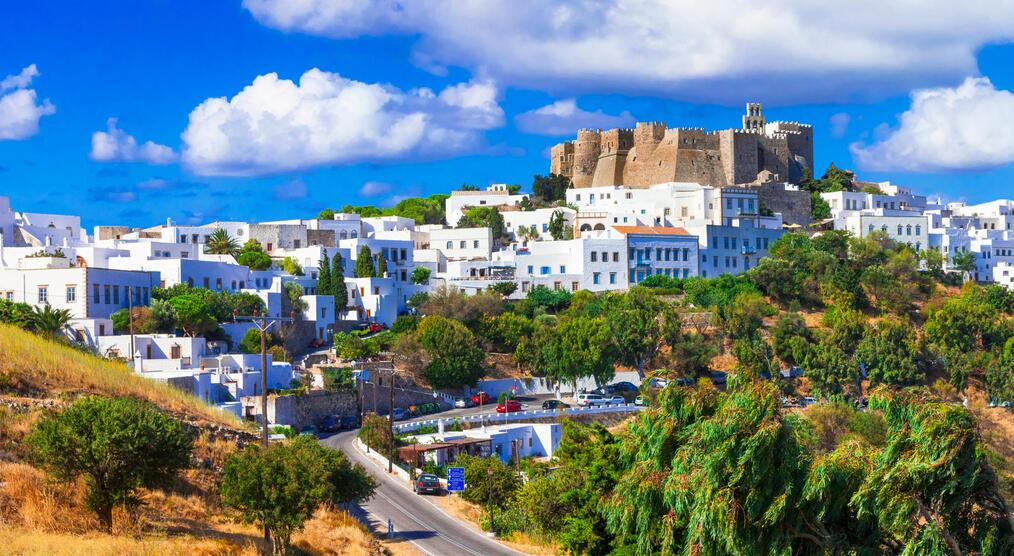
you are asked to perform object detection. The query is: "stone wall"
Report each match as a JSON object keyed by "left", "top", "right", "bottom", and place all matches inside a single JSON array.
[
  {"left": 359, "top": 380, "right": 453, "bottom": 416},
  {"left": 245, "top": 389, "right": 359, "bottom": 430},
  {"left": 752, "top": 182, "right": 812, "bottom": 227}
]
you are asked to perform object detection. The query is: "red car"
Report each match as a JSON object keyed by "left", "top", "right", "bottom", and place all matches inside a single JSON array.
[
  {"left": 368, "top": 323, "right": 385, "bottom": 333},
  {"left": 496, "top": 399, "right": 522, "bottom": 413},
  {"left": 470, "top": 392, "right": 492, "bottom": 405}
]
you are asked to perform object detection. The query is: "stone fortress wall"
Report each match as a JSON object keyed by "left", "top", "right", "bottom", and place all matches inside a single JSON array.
[{"left": 550, "top": 103, "right": 814, "bottom": 189}]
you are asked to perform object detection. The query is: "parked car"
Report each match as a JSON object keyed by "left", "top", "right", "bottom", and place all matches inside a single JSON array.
[
  {"left": 454, "top": 397, "right": 473, "bottom": 408},
  {"left": 339, "top": 415, "right": 358, "bottom": 430},
  {"left": 414, "top": 473, "right": 442, "bottom": 495},
  {"left": 609, "top": 381, "right": 639, "bottom": 393},
  {"left": 801, "top": 396, "right": 817, "bottom": 407},
  {"left": 542, "top": 399, "right": 570, "bottom": 410},
  {"left": 496, "top": 399, "right": 522, "bottom": 413},
  {"left": 391, "top": 407, "right": 405, "bottom": 421},
  {"left": 299, "top": 425, "right": 318, "bottom": 437},
  {"left": 470, "top": 391, "right": 492, "bottom": 405},
  {"left": 368, "top": 322, "right": 386, "bottom": 333},
  {"left": 603, "top": 396, "right": 626, "bottom": 405},
  {"left": 648, "top": 377, "right": 668, "bottom": 389},
  {"left": 634, "top": 395, "right": 648, "bottom": 406},
  {"left": 575, "top": 393, "right": 604, "bottom": 406},
  {"left": 318, "top": 415, "right": 339, "bottom": 433}
]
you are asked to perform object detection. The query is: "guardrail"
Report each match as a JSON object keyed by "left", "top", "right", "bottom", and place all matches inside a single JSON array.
[{"left": 394, "top": 403, "right": 643, "bottom": 433}]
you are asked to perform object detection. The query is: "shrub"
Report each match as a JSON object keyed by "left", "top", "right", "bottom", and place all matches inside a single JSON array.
[{"left": 28, "top": 396, "right": 194, "bottom": 532}]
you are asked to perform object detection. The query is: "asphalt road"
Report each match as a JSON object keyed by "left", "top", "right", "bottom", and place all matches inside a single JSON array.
[
  {"left": 402, "top": 393, "right": 566, "bottom": 425},
  {"left": 320, "top": 430, "right": 527, "bottom": 556}
]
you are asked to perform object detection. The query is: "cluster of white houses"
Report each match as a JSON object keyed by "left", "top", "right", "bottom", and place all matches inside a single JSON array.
[{"left": 2, "top": 176, "right": 1012, "bottom": 415}]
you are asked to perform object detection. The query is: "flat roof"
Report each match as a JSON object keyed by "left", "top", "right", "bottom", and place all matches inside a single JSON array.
[{"left": 612, "top": 225, "right": 691, "bottom": 236}]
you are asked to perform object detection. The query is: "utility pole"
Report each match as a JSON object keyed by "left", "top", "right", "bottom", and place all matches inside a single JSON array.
[
  {"left": 487, "top": 467, "right": 494, "bottom": 536},
  {"left": 231, "top": 310, "right": 295, "bottom": 446},
  {"left": 388, "top": 367, "right": 395, "bottom": 474}
]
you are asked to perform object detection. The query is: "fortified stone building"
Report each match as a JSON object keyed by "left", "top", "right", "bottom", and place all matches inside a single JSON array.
[{"left": 550, "top": 103, "right": 813, "bottom": 189}]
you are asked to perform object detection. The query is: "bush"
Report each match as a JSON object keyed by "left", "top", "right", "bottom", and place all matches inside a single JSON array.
[
  {"left": 457, "top": 454, "right": 520, "bottom": 509},
  {"left": 28, "top": 396, "right": 194, "bottom": 532},
  {"left": 221, "top": 435, "right": 376, "bottom": 553},
  {"left": 391, "top": 315, "right": 421, "bottom": 334}
]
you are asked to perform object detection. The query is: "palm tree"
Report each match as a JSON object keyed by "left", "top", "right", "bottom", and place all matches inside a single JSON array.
[
  {"left": 27, "top": 305, "right": 72, "bottom": 337},
  {"left": 204, "top": 228, "right": 239, "bottom": 256}
]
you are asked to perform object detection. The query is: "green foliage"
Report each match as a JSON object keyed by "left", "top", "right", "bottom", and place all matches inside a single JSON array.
[
  {"left": 682, "top": 274, "right": 758, "bottom": 309},
  {"left": 605, "top": 287, "right": 672, "bottom": 377},
  {"left": 376, "top": 251, "right": 387, "bottom": 277},
  {"left": 236, "top": 239, "right": 272, "bottom": 271},
  {"left": 317, "top": 208, "right": 335, "bottom": 220},
  {"left": 855, "top": 317, "right": 924, "bottom": 386},
  {"left": 28, "top": 396, "right": 193, "bottom": 532},
  {"left": 24, "top": 304, "right": 73, "bottom": 337},
  {"left": 987, "top": 337, "right": 1014, "bottom": 403},
  {"left": 317, "top": 254, "right": 332, "bottom": 295},
  {"left": 0, "top": 298, "right": 33, "bottom": 328},
  {"left": 771, "top": 312, "right": 810, "bottom": 365},
  {"left": 555, "top": 315, "right": 615, "bottom": 387},
  {"left": 410, "top": 266, "right": 431, "bottom": 284},
  {"left": 280, "top": 256, "right": 303, "bottom": 276},
  {"left": 334, "top": 194, "right": 448, "bottom": 224},
  {"left": 524, "top": 285, "right": 572, "bottom": 315},
  {"left": 479, "top": 312, "right": 533, "bottom": 352},
  {"left": 721, "top": 291, "right": 774, "bottom": 340},
  {"left": 283, "top": 281, "right": 308, "bottom": 314},
  {"left": 457, "top": 453, "right": 521, "bottom": 509},
  {"left": 322, "top": 366, "right": 355, "bottom": 390},
  {"left": 239, "top": 328, "right": 281, "bottom": 354},
  {"left": 332, "top": 253, "right": 347, "bottom": 311},
  {"left": 458, "top": 205, "right": 505, "bottom": 239},
  {"left": 547, "top": 209, "right": 569, "bottom": 240},
  {"left": 354, "top": 245, "right": 376, "bottom": 278},
  {"left": 333, "top": 331, "right": 371, "bottom": 360},
  {"left": 390, "top": 314, "right": 421, "bottom": 335},
  {"left": 358, "top": 413, "right": 393, "bottom": 451},
  {"left": 419, "top": 285, "right": 504, "bottom": 324},
  {"left": 951, "top": 250, "right": 977, "bottom": 280},
  {"left": 810, "top": 191, "right": 831, "bottom": 220},
  {"left": 167, "top": 294, "right": 216, "bottom": 337},
  {"left": 416, "top": 315, "right": 485, "bottom": 388},
  {"left": 487, "top": 280, "right": 517, "bottom": 297},
  {"left": 531, "top": 173, "right": 571, "bottom": 203},
  {"left": 667, "top": 332, "right": 717, "bottom": 377},
  {"left": 204, "top": 228, "right": 239, "bottom": 256},
  {"left": 925, "top": 288, "right": 1003, "bottom": 353},
  {"left": 220, "top": 435, "right": 376, "bottom": 552}
]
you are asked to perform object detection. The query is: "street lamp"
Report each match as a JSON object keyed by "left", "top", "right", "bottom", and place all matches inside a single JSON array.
[{"left": 487, "top": 466, "right": 495, "bottom": 537}]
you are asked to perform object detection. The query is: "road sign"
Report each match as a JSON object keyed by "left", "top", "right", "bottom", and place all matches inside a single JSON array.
[{"left": 447, "top": 466, "right": 465, "bottom": 492}]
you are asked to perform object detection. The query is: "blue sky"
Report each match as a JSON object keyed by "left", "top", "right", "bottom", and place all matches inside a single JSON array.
[{"left": 2, "top": 0, "right": 1014, "bottom": 228}]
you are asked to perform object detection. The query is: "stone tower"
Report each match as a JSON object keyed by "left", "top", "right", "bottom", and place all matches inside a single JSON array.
[{"left": 742, "top": 103, "right": 765, "bottom": 132}]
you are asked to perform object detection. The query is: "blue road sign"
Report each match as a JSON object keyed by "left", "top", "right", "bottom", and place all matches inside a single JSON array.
[{"left": 446, "top": 466, "right": 465, "bottom": 492}]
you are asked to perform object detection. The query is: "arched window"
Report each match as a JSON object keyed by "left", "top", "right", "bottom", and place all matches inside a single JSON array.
[
  {"left": 351, "top": 231, "right": 358, "bottom": 238},
  {"left": 915, "top": 225, "right": 921, "bottom": 235},
  {"left": 897, "top": 225, "right": 903, "bottom": 235},
  {"left": 340, "top": 231, "right": 348, "bottom": 240},
  {"left": 881, "top": 225, "right": 888, "bottom": 233},
  {"left": 593, "top": 223, "right": 605, "bottom": 231},
  {"left": 906, "top": 225, "right": 912, "bottom": 236},
  {"left": 580, "top": 224, "right": 592, "bottom": 232}
]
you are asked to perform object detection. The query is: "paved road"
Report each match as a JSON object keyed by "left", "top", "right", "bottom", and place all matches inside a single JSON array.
[
  {"left": 402, "top": 393, "right": 564, "bottom": 425},
  {"left": 320, "top": 430, "right": 527, "bottom": 556}
]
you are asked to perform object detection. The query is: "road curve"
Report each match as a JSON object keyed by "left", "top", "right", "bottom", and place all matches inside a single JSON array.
[{"left": 320, "top": 431, "right": 527, "bottom": 556}]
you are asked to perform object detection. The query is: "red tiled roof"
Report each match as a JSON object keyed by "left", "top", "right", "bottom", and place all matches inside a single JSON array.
[{"left": 612, "top": 225, "right": 691, "bottom": 236}]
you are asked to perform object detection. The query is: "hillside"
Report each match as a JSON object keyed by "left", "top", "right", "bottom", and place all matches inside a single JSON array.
[{"left": 0, "top": 324, "right": 408, "bottom": 556}]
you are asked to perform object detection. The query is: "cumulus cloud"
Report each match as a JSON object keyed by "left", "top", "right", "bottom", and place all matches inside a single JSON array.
[
  {"left": 850, "top": 77, "right": 1014, "bottom": 172},
  {"left": 0, "top": 64, "right": 55, "bottom": 140},
  {"left": 243, "top": 1, "right": 1014, "bottom": 103},
  {"left": 90, "top": 118, "right": 177, "bottom": 164},
  {"left": 181, "top": 68, "right": 504, "bottom": 176},
  {"left": 829, "top": 113, "right": 850, "bottom": 138},
  {"left": 359, "top": 181, "right": 393, "bottom": 196},
  {"left": 515, "top": 98, "right": 635, "bottom": 136}
]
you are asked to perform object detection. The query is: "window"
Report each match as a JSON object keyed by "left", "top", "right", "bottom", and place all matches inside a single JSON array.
[
  {"left": 460, "top": 240, "right": 466, "bottom": 248},
  {"left": 180, "top": 251, "right": 189, "bottom": 258},
  {"left": 527, "top": 265, "right": 533, "bottom": 274},
  {"left": 609, "top": 272, "right": 616, "bottom": 284},
  {"left": 170, "top": 344, "right": 181, "bottom": 359},
  {"left": 540, "top": 266, "right": 550, "bottom": 275},
  {"left": 591, "top": 251, "right": 597, "bottom": 262},
  {"left": 898, "top": 225, "right": 903, "bottom": 235},
  {"left": 656, "top": 248, "right": 663, "bottom": 260},
  {"left": 446, "top": 241, "right": 452, "bottom": 249},
  {"left": 294, "top": 239, "right": 301, "bottom": 248},
  {"left": 66, "top": 286, "right": 75, "bottom": 303},
  {"left": 203, "top": 277, "right": 210, "bottom": 289},
  {"left": 613, "top": 252, "right": 619, "bottom": 262},
  {"left": 571, "top": 281, "right": 579, "bottom": 291},
  {"left": 216, "top": 278, "right": 223, "bottom": 290},
  {"left": 559, "top": 265, "right": 567, "bottom": 274},
  {"left": 915, "top": 225, "right": 921, "bottom": 236},
  {"left": 104, "top": 285, "right": 111, "bottom": 304},
  {"left": 37, "top": 286, "right": 48, "bottom": 304},
  {"left": 112, "top": 286, "right": 119, "bottom": 305},
  {"left": 473, "top": 240, "right": 479, "bottom": 248},
  {"left": 93, "top": 284, "right": 100, "bottom": 303},
  {"left": 553, "top": 281, "right": 561, "bottom": 290},
  {"left": 593, "top": 272, "right": 601, "bottom": 284}
]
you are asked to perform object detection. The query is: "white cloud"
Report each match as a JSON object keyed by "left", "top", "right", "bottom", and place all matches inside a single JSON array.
[
  {"left": 850, "top": 77, "right": 1014, "bottom": 172},
  {"left": 829, "top": 112, "right": 850, "bottom": 138},
  {"left": 90, "top": 118, "right": 177, "bottom": 164},
  {"left": 274, "top": 178, "right": 308, "bottom": 200},
  {"left": 359, "top": 181, "right": 392, "bottom": 196},
  {"left": 0, "top": 64, "right": 55, "bottom": 140},
  {"left": 515, "top": 98, "right": 635, "bottom": 136},
  {"left": 244, "top": 0, "right": 1014, "bottom": 103},
  {"left": 181, "top": 68, "right": 504, "bottom": 176}
]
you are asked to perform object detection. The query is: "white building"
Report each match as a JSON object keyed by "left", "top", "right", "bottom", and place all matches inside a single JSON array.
[
  {"left": 445, "top": 186, "right": 527, "bottom": 225},
  {"left": 410, "top": 422, "right": 561, "bottom": 464}
]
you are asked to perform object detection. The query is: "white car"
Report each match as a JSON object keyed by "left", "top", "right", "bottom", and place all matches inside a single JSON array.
[
  {"left": 603, "top": 396, "right": 626, "bottom": 405},
  {"left": 801, "top": 396, "right": 817, "bottom": 407},
  {"left": 454, "top": 398, "right": 472, "bottom": 408},
  {"left": 575, "top": 393, "right": 603, "bottom": 406}
]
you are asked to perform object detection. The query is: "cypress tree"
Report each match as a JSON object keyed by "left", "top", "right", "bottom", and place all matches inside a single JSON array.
[
  {"left": 333, "top": 253, "right": 348, "bottom": 316},
  {"left": 355, "top": 246, "right": 376, "bottom": 278},
  {"left": 317, "top": 253, "right": 332, "bottom": 296},
  {"left": 376, "top": 252, "right": 388, "bottom": 277}
]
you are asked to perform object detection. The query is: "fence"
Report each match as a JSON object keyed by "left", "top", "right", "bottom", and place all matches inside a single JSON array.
[{"left": 393, "top": 402, "right": 643, "bottom": 433}]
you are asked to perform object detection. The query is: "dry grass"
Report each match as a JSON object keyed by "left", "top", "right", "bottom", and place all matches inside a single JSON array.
[
  {"left": 435, "top": 495, "right": 558, "bottom": 556},
  {"left": 0, "top": 528, "right": 256, "bottom": 556},
  {"left": 0, "top": 323, "right": 239, "bottom": 428}
]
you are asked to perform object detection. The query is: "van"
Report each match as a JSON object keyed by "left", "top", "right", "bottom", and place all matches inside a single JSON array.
[{"left": 575, "top": 393, "right": 603, "bottom": 406}]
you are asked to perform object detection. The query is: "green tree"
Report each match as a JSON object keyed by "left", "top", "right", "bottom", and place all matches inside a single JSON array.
[
  {"left": 236, "top": 239, "right": 272, "bottom": 271},
  {"left": 111, "top": 306, "right": 153, "bottom": 335},
  {"left": 811, "top": 191, "right": 831, "bottom": 220},
  {"left": 487, "top": 281, "right": 517, "bottom": 297},
  {"left": 531, "top": 173, "right": 572, "bottom": 203},
  {"left": 317, "top": 253, "right": 332, "bottom": 295},
  {"left": 457, "top": 453, "right": 520, "bottom": 509},
  {"left": 167, "top": 294, "right": 217, "bottom": 337},
  {"left": 220, "top": 435, "right": 376, "bottom": 553},
  {"left": 771, "top": 312, "right": 810, "bottom": 365},
  {"left": 548, "top": 209, "right": 568, "bottom": 240},
  {"left": 722, "top": 291, "right": 773, "bottom": 340},
  {"left": 557, "top": 315, "right": 615, "bottom": 388},
  {"left": 332, "top": 253, "right": 348, "bottom": 315},
  {"left": 951, "top": 250, "right": 977, "bottom": 282},
  {"left": 355, "top": 246, "right": 376, "bottom": 278},
  {"left": 855, "top": 317, "right": 923, "bottom": 385},
  {"left": 317, "top": 208, "right": 335, "bottom": 220},
  {"left": 28, "top": 396, "right": 193, "bottom": 533},
  {"left": 148, "top": 299, "right": 178, "bottom": 333},
  {"left": 333, "top": 331, "right": 369, "bottom": 360},
  {"left": 458, "top": 206, "right": 505, "bottom": 239},
  {"left": 416, "top": 315, "right": 485, "bottom": 388},
  {"left": 605, "top": 287, "right": 669, "bottom": 379},
  {"left": 921, "top": 247, "right": 945, "bottom": 278},
  {"left": 524, "top": 285, "right": 572, "bottom": 315},
  {"left": 204, "top": 228, "right": 239, "bottom": 256},
  {"left": 411, "top": 266, "right": 431, "bottom": 284},
  {"left": 239, "top": 328, "right": 278, "bottom": 354},
  {"left": 376, "top": 251, "right": 387, "bottom": 277},
  {"left": 667, "top": 332, "right": 717, "bottom": 378},
  {"left": 321, "top": 366, "right": 355, "bottom": 390},
  {"left": 986, "top": 337, "right": 1014, "bottom": 404},
  {"left": 280, "top": 256, "right": 303, "bottom": 276}
]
